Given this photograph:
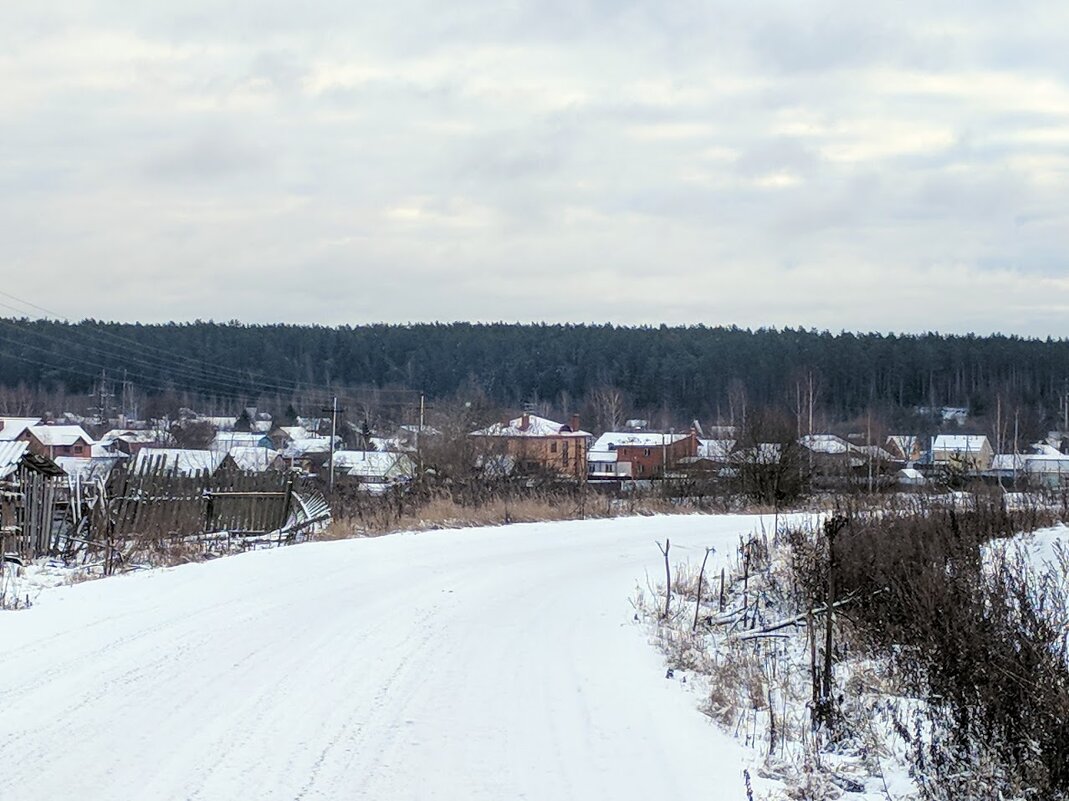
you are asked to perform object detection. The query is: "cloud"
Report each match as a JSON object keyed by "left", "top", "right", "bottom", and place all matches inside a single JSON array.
[{"left": 2, "top": 2, "right": 1069, "bottom": 336}]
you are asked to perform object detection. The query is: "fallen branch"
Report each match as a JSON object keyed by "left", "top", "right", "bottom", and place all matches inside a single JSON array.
[{"left": 732, "top": 588, "right": 886, "bottom": 641}]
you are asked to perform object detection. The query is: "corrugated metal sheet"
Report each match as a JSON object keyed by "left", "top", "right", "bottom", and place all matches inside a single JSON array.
[{"left": 0, "top": 440, "right": 29, "bottom": 479}]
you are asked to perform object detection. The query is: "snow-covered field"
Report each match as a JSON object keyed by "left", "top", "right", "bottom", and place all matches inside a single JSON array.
[{"left": 0, "top": 514, "right": 770, "bottom": 801}]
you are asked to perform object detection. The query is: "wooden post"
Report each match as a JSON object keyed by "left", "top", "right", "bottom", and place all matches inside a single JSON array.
[
  {"left": 656, "top": 538, "right": 671, "bottom": 618},
  {"left": 692, "top": 546, "right": 713, "bottom": 632}
]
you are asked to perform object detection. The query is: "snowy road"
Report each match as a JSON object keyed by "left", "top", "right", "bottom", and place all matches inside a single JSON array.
[{"left": 0, "top": 515, "right": 765, "bottom": 800}]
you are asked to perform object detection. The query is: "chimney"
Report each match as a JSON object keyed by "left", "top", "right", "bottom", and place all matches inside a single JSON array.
[
  {"left": 570, "top": 413, "right": 581, "bottom": 432},
  {"left": 521, "top": 412, "right": 530, "bottom": 431}
]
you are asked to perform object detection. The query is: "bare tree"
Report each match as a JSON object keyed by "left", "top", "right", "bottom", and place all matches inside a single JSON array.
[{"left": 589, "top": 385, "right": 626, "bottom": 432}]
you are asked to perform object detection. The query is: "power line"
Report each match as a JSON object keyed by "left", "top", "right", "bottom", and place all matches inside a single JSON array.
[
  {"left": 0, "top": 288, "right": 428, "bottom": 410},
  {"left": 0, "top": 302, "right": 319, "bottom": 397},
  {"left": 0, "top": 291, "right": 328, "bottom": 395}
]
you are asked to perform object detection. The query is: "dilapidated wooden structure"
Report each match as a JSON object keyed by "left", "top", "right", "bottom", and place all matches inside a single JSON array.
[
  {"left": 62, "top": 457, "right": 330, "bottom": 569},
  {"left": 1, "top": 442, "right": 66, "bottom": 558}
]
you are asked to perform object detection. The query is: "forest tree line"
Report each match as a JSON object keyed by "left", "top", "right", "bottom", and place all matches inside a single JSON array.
[{"left": 1, "top": 318, "right": 1069, "bottom": 433}]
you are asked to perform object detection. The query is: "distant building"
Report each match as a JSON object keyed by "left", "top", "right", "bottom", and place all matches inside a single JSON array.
[
  {"left": 0, "top": 417, "right": 42, "bottom": 441},
  {"left": 219, "top": 447, "right": 283, "bottom": 474},
  {"left": 587, "top": 449, "right": 633, "bottom": 481},
  {"left": 591, "top": 431, "right": 699, "bottom": 478},
  {"left": 331, "top": 450, "right": 416, "bottom": 493},
  {"left": 885, "top": 435, "right": 923, "bottom": 463},
  {"left": 99, "top": 428, "right": 170, "bottom": 457},
  {"left": 280, "top": 436, "right": 337, "bottom": 475},
  {"left": 134, "top": 448, "right": 225, "bottom": 477},
  {"left": 19, "top": 425, "right": 95, "bottom": 459},
  {"left": 470, "top": 413, "right": 590, "bottom": 479},
  {"left": 931, "top": 434, "right": 993, "bottom": 471},
  {"left": 210, "top": 432, "right": 275, "bottom": 452}
]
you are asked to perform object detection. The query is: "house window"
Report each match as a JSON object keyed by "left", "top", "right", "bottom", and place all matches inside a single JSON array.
[
  {"left": 550, "top": 442, "right": 558, "bottom": 453},
  {"left": 638, "top": 464, "right": 645, "bottom": 475}
]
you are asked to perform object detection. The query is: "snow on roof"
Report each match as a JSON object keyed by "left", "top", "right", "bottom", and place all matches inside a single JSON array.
[
  {"left": 932, "top": 435, "right": 989, "bottom": 452},
  {"left": 332, "top": 450, "right": 415, "bottom": 481},
  {"left": 855, "top": 445, "right": 895, "bottom": 461},
  {"left": 734, "top": 443, "right": 782, "bottom": 464},
  {"left": 800, "top": 434, "right": 852, "bottom": 454},
  {"left": 210, "top": 432, "right": 273, "bottom": 452},
  {"left": 281, "top": 437, "right": 334, "bottom": 458},
  {"left": 398, "top": 424, "right": 440, "bottom": 435},
  {"left": 26, "top": 425, "right": 94, "bottom": 447},
  {"left": 592, "top": 432, "right": 691, "bottom": 450},
  {"left": 886, "top": 435, "right": 920, "bottom": 453},
  {"left": 1030, "top": 443, "right": 1066, "bottom": 457},
  {"left": 472, "top": 414, "right": 590, "bottom": 438},
  {"left": 0, "top": 440, "right": 29, "bottom": 478},
  {"left": 991, "top": 454, "right": 1027, "bottom": 471},
  {"left": 197, "top": 416, "right": 236, "bottom": 431},
  {"left": 898, "top": 467, "right": 926, "bottom": 481},
  {"left": 277, "top": 425, "right": 312, "bottom": 440},
  {"left": 134, "top": 448, "right": 224, "bottom": 476},
  {"left": 587, "top": 449, "right": 619, "bottom": 463},
  {"left": 55, "top": 456, "right": 124, "bottom": 483},
  {"left": 100, "top": 429, "right": 161, "bottom": 444},
  {"left": 697, "top": 439, "right": 736, "bottom": 459},
  {"left": 226, "top": 446, "right": 280, "bottom": 472},
  {"left": 0, "top": 417, "right": 42, "bottom": 441}
]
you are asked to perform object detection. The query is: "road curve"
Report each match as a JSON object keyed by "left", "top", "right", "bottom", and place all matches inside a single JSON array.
[{"left": 0, "top": 515, "right": 762, "bottom": 800}]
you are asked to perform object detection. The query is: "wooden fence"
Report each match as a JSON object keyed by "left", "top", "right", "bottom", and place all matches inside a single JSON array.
[{"left": 93, "top": 459, "right": 296, "bottom": 545}]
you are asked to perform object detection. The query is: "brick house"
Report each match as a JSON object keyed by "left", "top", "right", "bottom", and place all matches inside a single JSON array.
[
  {"left": 591, "top": 431, "right": 699, "bottom": 478},
  {"left": 470, "top": 413, "right": 591, "bottom": 479},
  {"left": 19, "top": 425, "right": 94, "bottom": 459}
]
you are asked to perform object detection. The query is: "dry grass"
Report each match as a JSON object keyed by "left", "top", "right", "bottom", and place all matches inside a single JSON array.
[{"left": 314, "top": 493, "right": 728, "bottom": 541}]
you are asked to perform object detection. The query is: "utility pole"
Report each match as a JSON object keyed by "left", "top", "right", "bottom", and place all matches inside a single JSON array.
[
  {"left": 866, "top": 410, "right": 873, "bottom": 494},
  {"left": 417, "top": 392, "right": 425, "bottom": 477},
  {"left": 321, "top": 396, "right": 347, "bottom": 495},
  {"left": 92, "top": 368, "right": 114, "bottom": 426},
  {"left": 1014, "top": 409, "right": 1020, "bottom": 488},
  {"left": 1063, "top": 378, "right": 1068, "bottom": 433}
]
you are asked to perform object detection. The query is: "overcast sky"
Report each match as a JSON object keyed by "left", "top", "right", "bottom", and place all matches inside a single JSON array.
[{"left": 3, "top": 2, "right": 1069, "bottom": 335}]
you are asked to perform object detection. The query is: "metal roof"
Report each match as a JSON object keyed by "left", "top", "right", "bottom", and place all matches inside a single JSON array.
[{"left": 0, "top": 440, "right": 29, "bottom": 479}]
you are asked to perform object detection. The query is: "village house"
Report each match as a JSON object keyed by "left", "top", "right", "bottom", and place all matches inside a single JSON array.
[
  {"left": 0, "top": 417, "right": 42, "bottom": 441},
  {"left": 586, "top": 448, "right": 633, "bottom": 482},
  {"left": 470, "top": 413, "right": 591, "bottom": 479},
  {"left": 988, "top": 444, "right": 1069, "bottom": 487},
  {"left": 55, "top": 454, "right": 126, "bottom": 486},
  {"left": 678, "top": 438, "right": 737, "bottom": 474},
  {"left": 19, "top": 424, "right": 95, "bottom": 459},
  {"left": 218, "top": 446, "right": 284, "bottom": 474},
  {"left": 331, "top": 450, "right": 416, "bottom": 492},
  {"left": 799, "top": 434, "right": 862, "bottom": 474},
  {"left": 99, "top": 428, "right": 170, "bottom": 457},
  {"left": 885, "top": 435, "right": 924, "bottom": 463},
  {"left": 931, "top": 434, "right": 994, "bottom": 472},
  {"left": 591, "top": 431, "right": 699, "bottom": 478},
  {"left": 280, "top": 436, "right": 337, "bottom": 475},
  {"left": 210, "top": 431, "right": 275, "bottom": 452},
  {"left": 134, "top": 447, "right": 225, "bottom": 477}
]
